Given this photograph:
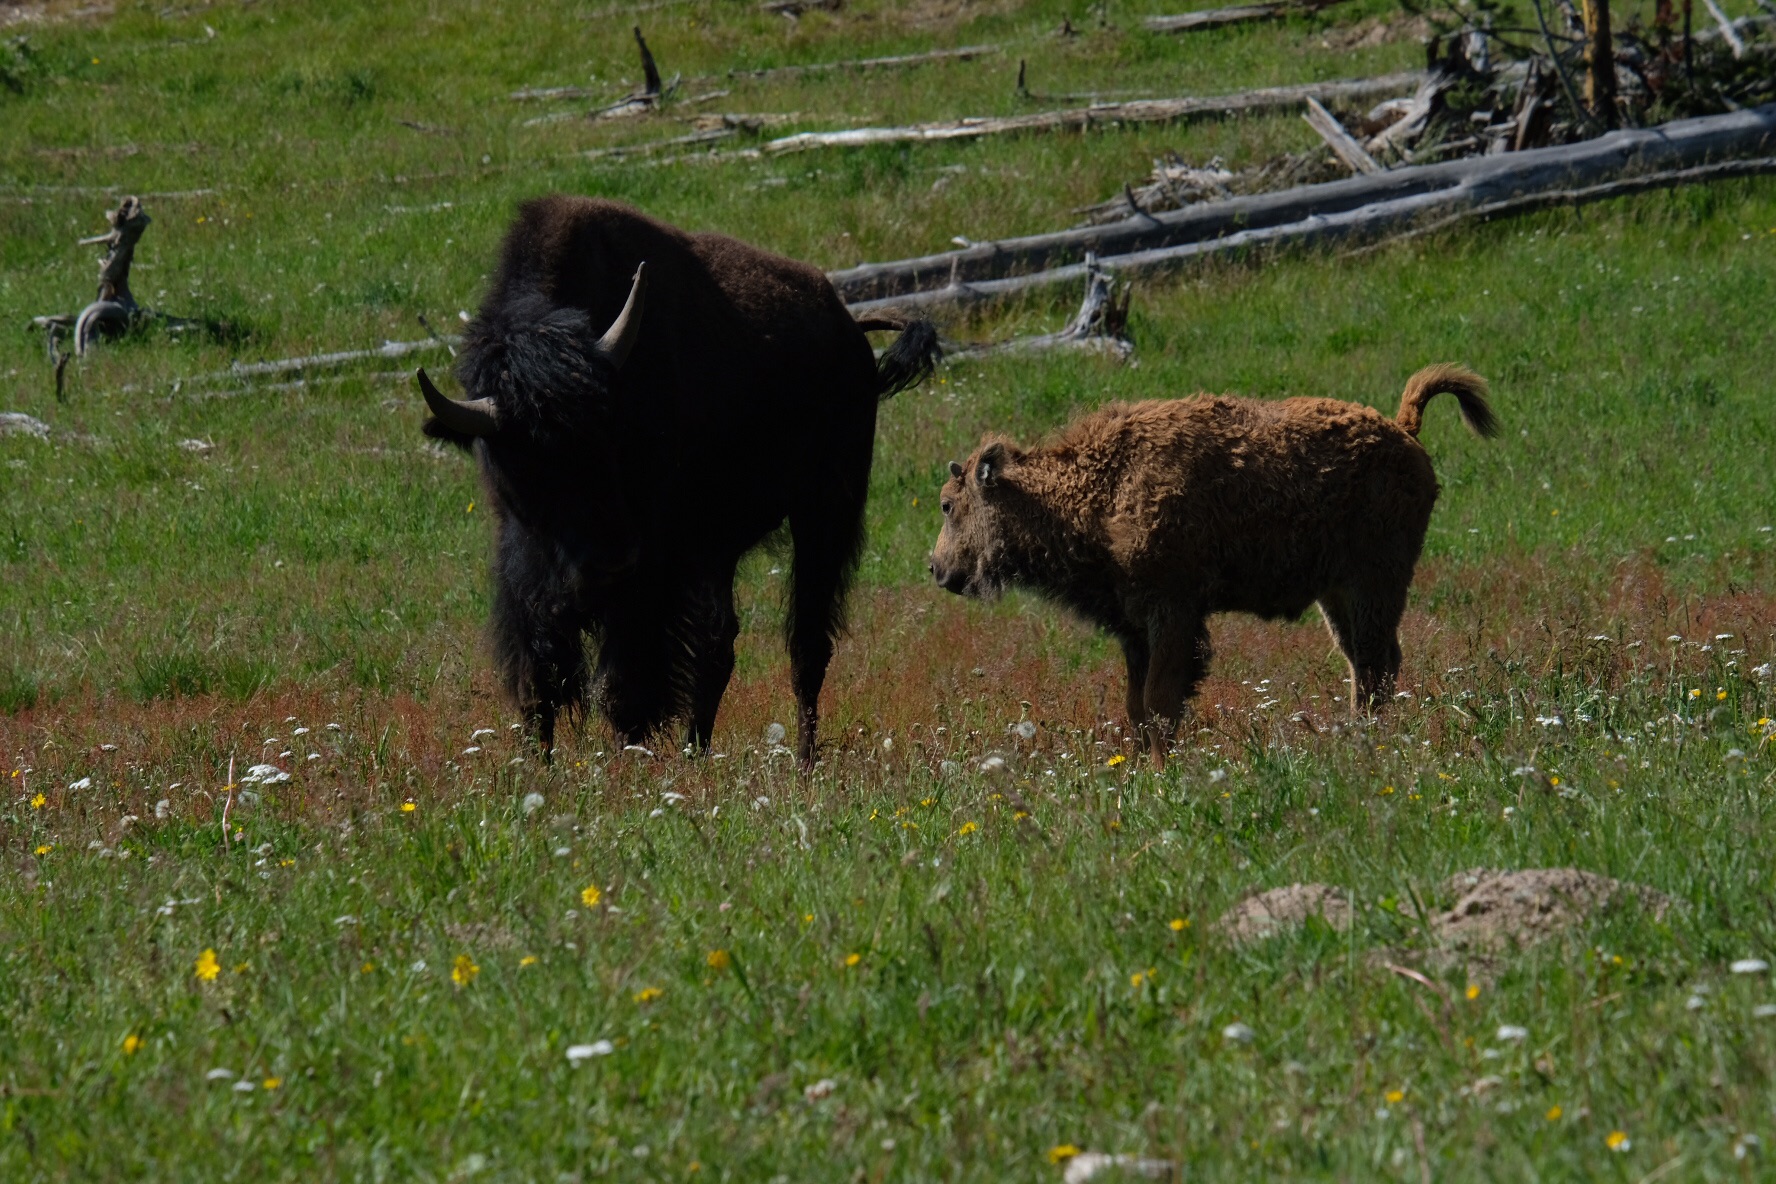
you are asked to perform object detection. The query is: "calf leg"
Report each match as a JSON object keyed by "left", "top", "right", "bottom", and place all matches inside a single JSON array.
[
  {"left": 1118, "top": 632, "right": 1150, "bottom": 747},
  {"left": 1140, "top": 611, "right": 1212, "bottom": 767},
  {"left": 1317, "top": 584, "right": 1408, "bottom": 713}
]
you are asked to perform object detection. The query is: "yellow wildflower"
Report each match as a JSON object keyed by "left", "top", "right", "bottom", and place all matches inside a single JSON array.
[
  {"left": 1013, "top": 810, "right": 1030, "bottom": 821},
  {"left": 520, "top": 955, "right": 538, "bottom": 967},
  {"left": 194, "top": 949, "right": 220, "bottom": 982},
  {"left": 1106, "top": 755, "right": 1126, "bottom": 767},
  {"left": 634, "top": 986, "right": 663, "bottom": 1003},
  {"left": 30, "top": 793, "right": 45, "bottom": 809},
  {"left": 1385, "top": 1089, "right": 1404, "bottom": 1104},
  {"left": 919, "top": 797, "right": 935, "bottom": 807},
  {"left": 1606, "top": 1130, "right": 1630, "bottom": 1152},
  {"left": 802, "top": 913, "right": 814, "bottom": 923},
  {"left": 1718, "top": 690, "right": 1728, "bottom": 701},
  {"left": 844, "top": 953, "right": 861, "bottom": 968},
  {"left": 1379, "top": 785, "right": 1395, "bottom": 796},
  {"left": 452, "top": 954, "right": 480, "bottom": 987},
  {"left": 122, "top": 1034, "right": 143, "bottom": 1055},
  {"left": 262, "top": 1077, "right": 281, "bottom": 1090},
  {"left": 957, "top": 821, "right": 978, "bottom": 835},
  {"left": 1545, "top": 1105, "right": 1563, "bottom": 1121},
  {"left": 34, "top": 844, "right": 51, "bottom": 856},
  {"left": 361, "top": 962, "right": 375, "bottom": 974},
  {"left": 1169, "top": 917, "right": 1188, "bottom": 932},
  {"left": 1689, "top": 689, "right": 1702, "bottom": 699},
  {"left": 581, "top": 884, "right": 602, "bottom": 907},
  {"left": 1465, "top": 983, "right": 1481, "bottom": 1000},
  {"left": 706, "top": 949, "right": 731, "bottom": 971},
  {"left": 1048, "top": 1145, "right": 1081, "bottom": 1164},
  {"left": 401, "top": 802, "right": 416, "bottom": 813}
]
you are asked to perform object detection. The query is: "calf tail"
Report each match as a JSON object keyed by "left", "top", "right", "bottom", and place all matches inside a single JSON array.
[
  {"left": 863, "top": 316, "right": 943, "bottom": 400},
  {"left": 1395, "top": 363, "right": 1497, "bottom": 439}
]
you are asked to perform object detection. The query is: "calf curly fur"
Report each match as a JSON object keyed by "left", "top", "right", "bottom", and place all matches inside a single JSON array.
[{"left": 929, "top": 365, "right": 1495, "bottom": 764}]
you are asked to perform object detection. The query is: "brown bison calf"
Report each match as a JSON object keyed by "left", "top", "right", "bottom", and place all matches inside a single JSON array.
[{"left": 929, "top": 364, "right": 1496, "bottom": 764}]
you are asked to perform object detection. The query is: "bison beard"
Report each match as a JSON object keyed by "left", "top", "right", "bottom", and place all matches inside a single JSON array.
[
  {"left": 421, "top": 197, "right": 940, "bottom": 764},
  {"left": 928, "top": 365, "right": 1495, "bottom": 765}
]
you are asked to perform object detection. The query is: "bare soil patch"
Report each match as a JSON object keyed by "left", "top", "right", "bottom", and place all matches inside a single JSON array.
[
  {"left": 1217, "top": 869, "right": 1672, "bottom": 952},
  {"left": 1435, "top": 867, "right": 1673, "bottom": 955},
  {"left": 1214, "top": 882, "right": 1353, "bottom": 944}
]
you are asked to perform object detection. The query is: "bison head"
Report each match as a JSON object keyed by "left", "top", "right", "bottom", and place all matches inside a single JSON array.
[
  {"left": 417, "top": 263, "right": 648, "bottom": 444},
  {"left": 416, "top": 264, "right": 650, "bottom": 583},
  {"left": 929, "top": 438, "right": 1021, "bottom": 599}
]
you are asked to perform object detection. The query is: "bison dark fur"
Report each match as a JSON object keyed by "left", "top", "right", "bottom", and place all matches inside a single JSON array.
[
  {"left": 929, "top": 364, "right": 1495, "bottom": 764},
  {"left": 421, "top": 197, "right": 941, "bottom": 763}
]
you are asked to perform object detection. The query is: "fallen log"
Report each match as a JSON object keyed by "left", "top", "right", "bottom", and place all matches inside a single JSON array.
[
  {"left": 1144, "top": 0, "right": 1355, "bottom": 33},
  {"left": 764, "top": 70, "right": 1422, "bottom": 155},
  {"left": 840, "top": 102, "right": 1776, "bottom": 314},
  {"left": 727, "top": 43, "right": 999, "bottom": 80}
]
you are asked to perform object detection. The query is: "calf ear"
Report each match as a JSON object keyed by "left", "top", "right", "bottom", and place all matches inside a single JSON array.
[
  {"left": 976, "top": 441, "right": 1011, "bottom": 487},
  {"left": 948, "top": 461, "right": 965, "bottom": 480}
]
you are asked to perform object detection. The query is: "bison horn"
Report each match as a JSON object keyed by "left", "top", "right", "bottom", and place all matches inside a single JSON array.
[
  {"left": 593, "top": 262, "right": 648, "bottom": 369},
  {"left": 416, "top": 367, "right": 500, "bottom": 438}
]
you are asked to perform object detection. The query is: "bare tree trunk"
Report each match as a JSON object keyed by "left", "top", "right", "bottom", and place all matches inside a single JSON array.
[{"left": 1585, "top": 0, "right": 1617, "bottom": 127}]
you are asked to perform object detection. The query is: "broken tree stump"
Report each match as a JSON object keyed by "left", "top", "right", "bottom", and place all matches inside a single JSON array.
[{"left": 27, "top": 196, "right": 200, "bottom": 400}]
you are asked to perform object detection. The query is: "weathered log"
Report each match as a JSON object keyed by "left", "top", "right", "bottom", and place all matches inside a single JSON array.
[
  {"left": 840, "top": 103, "right": 1776, "bottom": 314},
  {"left": 1144, "top": 0, "right": 1354, "bottom": 33},
  {"left": 765, "top": 70, "right": 1422, "bottom": 155},
  {"left": 763, "top": 0, "right": 841, "bottom": 13},
  {"left": 728, "top": 44, "right": 998, "bottom": 79},
  {"left": 1303, "top": 95, "right": 1382, "bottom": 173}
]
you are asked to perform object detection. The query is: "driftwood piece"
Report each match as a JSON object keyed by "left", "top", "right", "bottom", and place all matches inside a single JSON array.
[
  {"left": 1303, "top": 95, "right": 1382, "bottom": 173},
  {"left": 952, "top": 255, "right": 1134, "bottom": 359},
  {"left": 839, "top": 102, "right": 1776, "bottom": 314},
  {"left": 1144, "top": 0, "right": 1354, "bottom": 32},
  {"left": 1702, "top": 0, "right": 1748, "bottom": 56},
  {"left": 727, "top": 43, "right": 999, "bottom": 80},
  {"left": 765, "top": 70, "right": 1422, "bottom": 154}
]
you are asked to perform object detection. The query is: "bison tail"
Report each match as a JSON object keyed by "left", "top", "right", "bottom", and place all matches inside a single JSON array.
[
  {"left": 1395, "top": 363, "right": 1497, "bottom": 439},
  {"left": 870, "top": 317, "right": 943, "bottom": 400}
]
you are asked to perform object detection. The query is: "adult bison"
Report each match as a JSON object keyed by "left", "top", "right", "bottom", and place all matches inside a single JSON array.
[
  {"left": 928, "top": 365, "right": 1496, "bottom": 765},
  {"left": 419, "top": 196, "right": 940, "bottom": 764}
]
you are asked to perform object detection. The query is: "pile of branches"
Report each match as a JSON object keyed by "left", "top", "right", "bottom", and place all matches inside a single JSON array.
[
  {"left": 1080, "top": 0, "right": 1773, "bottom": 224},
  {"left": 1399, "top": 0, "right": 1776, "bottom": 148}
]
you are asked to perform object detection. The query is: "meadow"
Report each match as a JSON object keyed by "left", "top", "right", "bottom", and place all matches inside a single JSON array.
[{"left": 4, "top": 0, "right": 1776, "bottom": 1179}]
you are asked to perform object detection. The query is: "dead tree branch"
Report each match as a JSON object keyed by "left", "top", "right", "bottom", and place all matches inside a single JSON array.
[
  {"left": 728, "top": 44, "right": 999, "bottom": 80},
  {"left": 1304, "top": 95, "right": 1383, "bottom": 173},
  {"left": 1144, "top": 0, "right": 1355, "bottom": 33},
  {"left": 764, "top": 70, "right": 1422, "bottom": 154}
]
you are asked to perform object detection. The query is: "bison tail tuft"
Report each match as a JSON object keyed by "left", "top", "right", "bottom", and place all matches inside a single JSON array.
[
  {"left": 872, "top": 318, "right": 943, "bottom": 400},
  {"left": 1395, "top": 363, "right": 1497, "bottom": 440}
]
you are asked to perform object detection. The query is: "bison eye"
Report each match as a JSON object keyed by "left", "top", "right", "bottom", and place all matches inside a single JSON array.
[{"left": 940, "top": 499, "right": 953, "bottom": 516}]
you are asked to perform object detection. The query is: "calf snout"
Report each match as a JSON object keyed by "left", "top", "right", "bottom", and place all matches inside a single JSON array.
[{"left": 928, "top": 557, "right": 968, "bottom": 595}]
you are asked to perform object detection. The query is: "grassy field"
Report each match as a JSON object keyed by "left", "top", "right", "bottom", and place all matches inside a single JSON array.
[{"left": 5, "top": 0, "right": 1776, "bottom": 1180}]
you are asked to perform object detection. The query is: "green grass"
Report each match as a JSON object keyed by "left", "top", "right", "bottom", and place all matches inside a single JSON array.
[{"left": 4, "top": 0, "right": 1776, "bottom": 1179}]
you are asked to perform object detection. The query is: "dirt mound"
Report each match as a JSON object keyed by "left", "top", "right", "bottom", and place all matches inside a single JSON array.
[
  {"left": 1434, "top": 868, "right": 1672, "bottom": 953},
  {"left": 1215, "top": 883, "right": 1353, "bottom": 944},
  {"left": 1215, "top": 869, "right": 1671, "bottom": 952}
]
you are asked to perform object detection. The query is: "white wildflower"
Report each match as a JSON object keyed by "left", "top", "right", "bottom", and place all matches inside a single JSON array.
[
  {"left": 566, "top": 1040, "right": 614, "bottom": 1063},
  {"left": 1732, "top": 958, "right": 1769, "bottom": 975}
]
